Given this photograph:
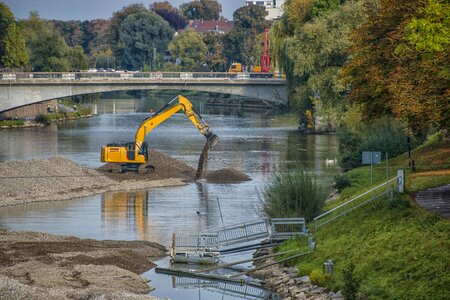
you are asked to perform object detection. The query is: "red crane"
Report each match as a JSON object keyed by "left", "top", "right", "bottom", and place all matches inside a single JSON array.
[{"left": 261, "top": 28, "right": 271, "bottom": 73}]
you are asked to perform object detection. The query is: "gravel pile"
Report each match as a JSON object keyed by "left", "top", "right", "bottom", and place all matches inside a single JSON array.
[
  {"left": 0, "top": 157, "right": 116, "bottom": 206},
  {"left": 206, "top": 168, "right": 252, "bottom": 183}
]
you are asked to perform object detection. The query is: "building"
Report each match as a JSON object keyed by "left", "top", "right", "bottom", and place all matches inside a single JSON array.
[
  {"left": 183, "top": 20, "right": 235, "bottom": 35},
  {"left": 245, "top": 0, "right": 286, "bottom": 20}
]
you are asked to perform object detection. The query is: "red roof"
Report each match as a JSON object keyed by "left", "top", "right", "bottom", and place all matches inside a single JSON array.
[{"left": 185, "top": 20, "right": 235, "bottom": 34}]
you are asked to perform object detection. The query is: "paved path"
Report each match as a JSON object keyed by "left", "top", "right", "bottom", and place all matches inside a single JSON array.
[{"left": 415, "top": 184, "right": 450, "bottom": 219}]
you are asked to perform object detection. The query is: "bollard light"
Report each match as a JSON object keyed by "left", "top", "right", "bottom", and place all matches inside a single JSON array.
[{"left": 323, "top": 259, "right": 334, "bottom": 275}]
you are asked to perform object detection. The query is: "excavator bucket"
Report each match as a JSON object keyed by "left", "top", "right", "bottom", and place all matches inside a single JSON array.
[{"left": 207, "top": 133, "right": 219, "bottom": 148}]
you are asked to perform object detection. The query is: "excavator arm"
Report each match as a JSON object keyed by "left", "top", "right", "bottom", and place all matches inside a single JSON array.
[
  {"left": 134, "top": 95, "right": 216, "bottom": 150},
  {"left": 101, "top": 95, "right": 218, "bottom": 173}
]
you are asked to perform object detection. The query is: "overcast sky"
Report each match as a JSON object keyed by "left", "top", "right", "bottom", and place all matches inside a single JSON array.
[{"left": 3, "top": 0, "right": 244, "bottom": 21}]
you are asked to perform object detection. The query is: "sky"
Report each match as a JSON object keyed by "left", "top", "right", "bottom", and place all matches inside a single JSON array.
[{"left": 3, "top": 0, "right": 244, "bottom": 21}]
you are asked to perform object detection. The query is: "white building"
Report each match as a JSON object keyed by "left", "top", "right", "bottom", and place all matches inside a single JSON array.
[{"left": 245, "top": 0, "right": 286, "bottom": 20}]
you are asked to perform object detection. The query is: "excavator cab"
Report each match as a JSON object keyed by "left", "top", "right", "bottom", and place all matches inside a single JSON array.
[{"left": 101, "top": 95, "right": 217, "bottom": 173}]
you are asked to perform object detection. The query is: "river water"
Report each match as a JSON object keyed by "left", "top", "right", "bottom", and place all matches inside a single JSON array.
[{"left": 0, "top": 98, "right": 339, "bottom": 299}]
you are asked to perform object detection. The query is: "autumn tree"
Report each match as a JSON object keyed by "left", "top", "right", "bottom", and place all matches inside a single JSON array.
[
  {"left": 169, "top": 28, "right": 207, "bottom": 71},
  {"left": 151, "top": 1, "right": 187, "bottom": 30},
  {"left": 342, "top": 0, "right": 448, "bottom": 133},
  {"left": 0, "top": 3, "right": 29, "bottom": 69},
  {"left": 119, "top": 11, "right": 174, "bottom": 70},
  {"left": 180, "top": 0, "right": 222, "bottom": 21}
]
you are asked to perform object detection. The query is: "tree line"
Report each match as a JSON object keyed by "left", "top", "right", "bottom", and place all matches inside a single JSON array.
[
  {"left": 270, "top": 0, "right": 448, "bottom": 168},
  {"left": 0, "top": 1, "right": 270, "bottom": 73}
]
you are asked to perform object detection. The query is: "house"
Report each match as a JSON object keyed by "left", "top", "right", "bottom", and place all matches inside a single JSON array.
[
  {"left": 183, "top": 19, "right": 235, "bottom": 35},
  {"left": 245, "top": 0, "right": 286, "bottom": 20}
]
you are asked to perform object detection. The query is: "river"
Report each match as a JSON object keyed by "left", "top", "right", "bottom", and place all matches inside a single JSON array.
[{"left": 0, "top": 98, "right": 339, "bottom": 299}]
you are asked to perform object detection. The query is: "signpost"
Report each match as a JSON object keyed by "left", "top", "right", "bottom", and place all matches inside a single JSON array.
[{"left": 362, "top": 151, "right": 381, "bottom": 185}]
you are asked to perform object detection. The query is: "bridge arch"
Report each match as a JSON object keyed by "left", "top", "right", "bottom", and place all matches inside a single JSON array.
[{"left": 0, "top": 73, "right": 287, "bottom": 113}]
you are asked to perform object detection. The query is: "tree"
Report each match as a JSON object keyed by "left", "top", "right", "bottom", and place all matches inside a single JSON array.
[
  {"left": 342, "top": 0, "right": 448, "bottom": 133},
  {"left": 0, "top": 3, "right": 29, "bottom": 68},
  {"left": 119, "top": 11, "right": 174, "bottom": 71},
  {"left": 108, "top": 4, "right": 148, "bottom": 64},
  {"left": 180, "top": 0, "right": 222, "bottom": 21},
  {"left": 232, "top": 4, "right": 269, "bottom": 32},
  {"left": 168, "top": 28, "right": 207, "bottom": 71},
  {"left": 68, "top": 45, "right": 89, "bottom": 70},
  {"left": 203, "top": 32, "right": 227, "bottom": 71},
  {"left": 20, "top": 12, "right": 71, "bottom": 71},
  {"left": 223, "top": 5, "right": 269, "bottom": 67},
  {"left": 151, "top": 1, "right": 187, "bottom": 30}
]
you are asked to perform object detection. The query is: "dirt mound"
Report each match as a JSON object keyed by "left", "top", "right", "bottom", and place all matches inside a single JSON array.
[
  {"left": 205, "top": 168, "right": 252, "bottom": 183},
  {"left": 97, "top": 150, "right": 196, "bottom": 182},
  {"left": 0, "top": 156, "right": 116, "bottom": 206},
  {"left": 0, "top": 228, "right": 164, "bottom": 299}
]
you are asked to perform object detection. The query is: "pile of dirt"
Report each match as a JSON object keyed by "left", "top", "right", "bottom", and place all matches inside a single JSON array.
[
  {"left": 205, "top": 168, "right": 252, "bottom": 183},
  {"left": 0, "top": 156, "right": 186, "bottom": 207},
  {"left": 0, "top": 228, "right": 164, "bottom": 299},
  {"left": 97, "top": 150, "right": 196, "bottom": 182},
  {"left": 98, "top": 149, "right": 251, "bottom": 184}
]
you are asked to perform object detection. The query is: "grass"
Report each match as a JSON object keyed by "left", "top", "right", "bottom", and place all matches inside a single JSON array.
[
  {"left": 0, "top": 120, "right": 25, "bottom": 127},
  {"left": 275, "top": 134, "right": 450, "bottom": 299},
  {"left": 35, "top": 107, "right": 92, "bottom": 124}
]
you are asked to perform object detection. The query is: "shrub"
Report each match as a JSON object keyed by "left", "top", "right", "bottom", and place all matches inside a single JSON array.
[
  {"left": 310, "top": 269, "right": 326, "bottom": 285},
  {"left": 0, "top": 120, "right": 24, "bottom": 126},
  {"left": 342, "top": 263, "right": 361, "bottom": 300},
  {"left": 334, "top": 173, "right": 351, "bottom": 191},
  {"left": 35, "top": 114, "right": 50, "bottom": 124},
  {"left": 262, "top": 168, "right": 327, "bottom": 221}
]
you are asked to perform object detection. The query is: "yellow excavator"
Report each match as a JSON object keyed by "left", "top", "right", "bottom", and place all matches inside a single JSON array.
[{"left": 101, "top": 95, "right": 218, "bottom": 173}]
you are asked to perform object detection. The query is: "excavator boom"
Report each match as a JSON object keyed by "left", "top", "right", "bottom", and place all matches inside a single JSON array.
[{"left": 101, "top": 95, "right": 218, "bottom": 173}]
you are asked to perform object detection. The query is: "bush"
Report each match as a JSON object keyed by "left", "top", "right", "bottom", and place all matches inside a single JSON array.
[
  {"left": 262, "top": 168, "right": 327, "bottom": 221},
  {"left": 334, "top": 173, "right": 351, "bottom": 191},
  {"left": 310, "top": 269, "right": 327, "bottom": 285},
  {"left": 0, "top": 120, "right": 25, "bottom": 126},
  {"left": 342, "top": 263, "right": 361, "bottom": 300},
  {"left": 337, "top": 117, "right": 424, "bottom": 170},
  {"left": 35, "top": 114, "right": 50, "bottom": 124}
]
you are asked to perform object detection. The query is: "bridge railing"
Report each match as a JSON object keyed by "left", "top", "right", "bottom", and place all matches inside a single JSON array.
[{"left": 0, "top": 71, "right": 286, "bottom": 81}]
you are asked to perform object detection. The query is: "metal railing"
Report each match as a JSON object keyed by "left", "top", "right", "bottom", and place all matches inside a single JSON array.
[
  {"left": 313, "top": 175, "right": 403, "bottom": 231},
  {"left": 0, "top": 71, "right": 286, "bottom": 81}
]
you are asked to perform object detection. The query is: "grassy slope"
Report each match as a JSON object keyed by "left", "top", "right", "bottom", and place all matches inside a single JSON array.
[{"left": 278, "top": 135, "right": 450, "bottom": 299}]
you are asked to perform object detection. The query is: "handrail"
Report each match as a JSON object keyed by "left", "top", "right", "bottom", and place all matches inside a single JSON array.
[{"left": 313, "top": 176, "right": 399, "bottom": 221}]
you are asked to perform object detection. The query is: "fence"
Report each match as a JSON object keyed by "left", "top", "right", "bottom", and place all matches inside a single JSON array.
[{"left": 313, "top": 171, "right": 405, "bottom": 231}]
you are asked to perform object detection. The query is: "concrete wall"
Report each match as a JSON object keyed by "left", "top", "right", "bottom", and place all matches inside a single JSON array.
[{"left": 1, "top": 100, "right": 58, "bottom": 119}]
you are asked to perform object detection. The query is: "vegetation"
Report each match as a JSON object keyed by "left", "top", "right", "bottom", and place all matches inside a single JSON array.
[
  {"left": 35, "top": 107, "right": 92, "bottom": 124},
  {"left": 262, "top": 168, "right": 327, "bottom": 221},
  {"left": 0, "top": 120, "right": 25, "bottom": 127},
  {"left": 274, "top": 136, "right": 450, "bottom": 299},
  {"left": 0, "top": 3, "right": 29, "bottom": 68},
  {"left": 169, "top": 29, "right": 207, "bottom": 71},
  {"left": 180, "top": 0, "right": 222, "bottom": 21}
]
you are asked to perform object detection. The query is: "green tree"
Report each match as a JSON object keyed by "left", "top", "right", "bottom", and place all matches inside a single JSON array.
[
  {"left": 20, "top": 12, "right": 71, "bottom": 71},
  {"left": 180, "top": 0, "right": 222, "bottom": 21},
  {"left": 108, "top": 4, "right": 148, "bottom": 66},
  {"left": 203, "top": 32, "right": 226, "bottom": 71},
  {"left": 0, "top": 3, "right": 29, "bottom": 68},
  {"left": 223, "top": 5, "right": 269, "bottom": 67},
  {"left": 119, "top": 11, "right": 174, "bottom": 71},
  {"left": 169, "top": 28, "right": 207, "bottom": 71},
  {"left": 68, "top": 45, "right": 89, "bottom": 70},
  {"left": 151, "top": 1, "right": 187, "bottom": 30}
]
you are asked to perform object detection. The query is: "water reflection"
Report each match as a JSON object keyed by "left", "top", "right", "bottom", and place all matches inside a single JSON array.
[{"left": 102, "top": 190, "right": 150, "bottom": 240}]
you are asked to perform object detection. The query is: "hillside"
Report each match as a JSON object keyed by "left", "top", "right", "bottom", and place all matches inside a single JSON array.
[{"left": 279, "top": 134, "right": 450, "bottom": 299}]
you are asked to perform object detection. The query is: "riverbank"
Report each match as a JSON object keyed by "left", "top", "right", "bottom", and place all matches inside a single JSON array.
[
  {"left": 265, "top": 134, "right": 450, "bottom": 299},
  {"left": 0, "top": 228, "right": 165, "bottom": 299}
]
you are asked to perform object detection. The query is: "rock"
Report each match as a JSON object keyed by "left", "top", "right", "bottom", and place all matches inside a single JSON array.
[
  {"left": 295, "top": 276, "right": 311, "bottom": 284},
  {"left": 297, "top": 292, "right": 307, "bottom": 300}
]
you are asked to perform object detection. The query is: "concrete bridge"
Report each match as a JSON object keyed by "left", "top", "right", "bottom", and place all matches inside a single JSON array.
[{"left": 0, "top": 72, "right": 287, "bottom": 113}]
